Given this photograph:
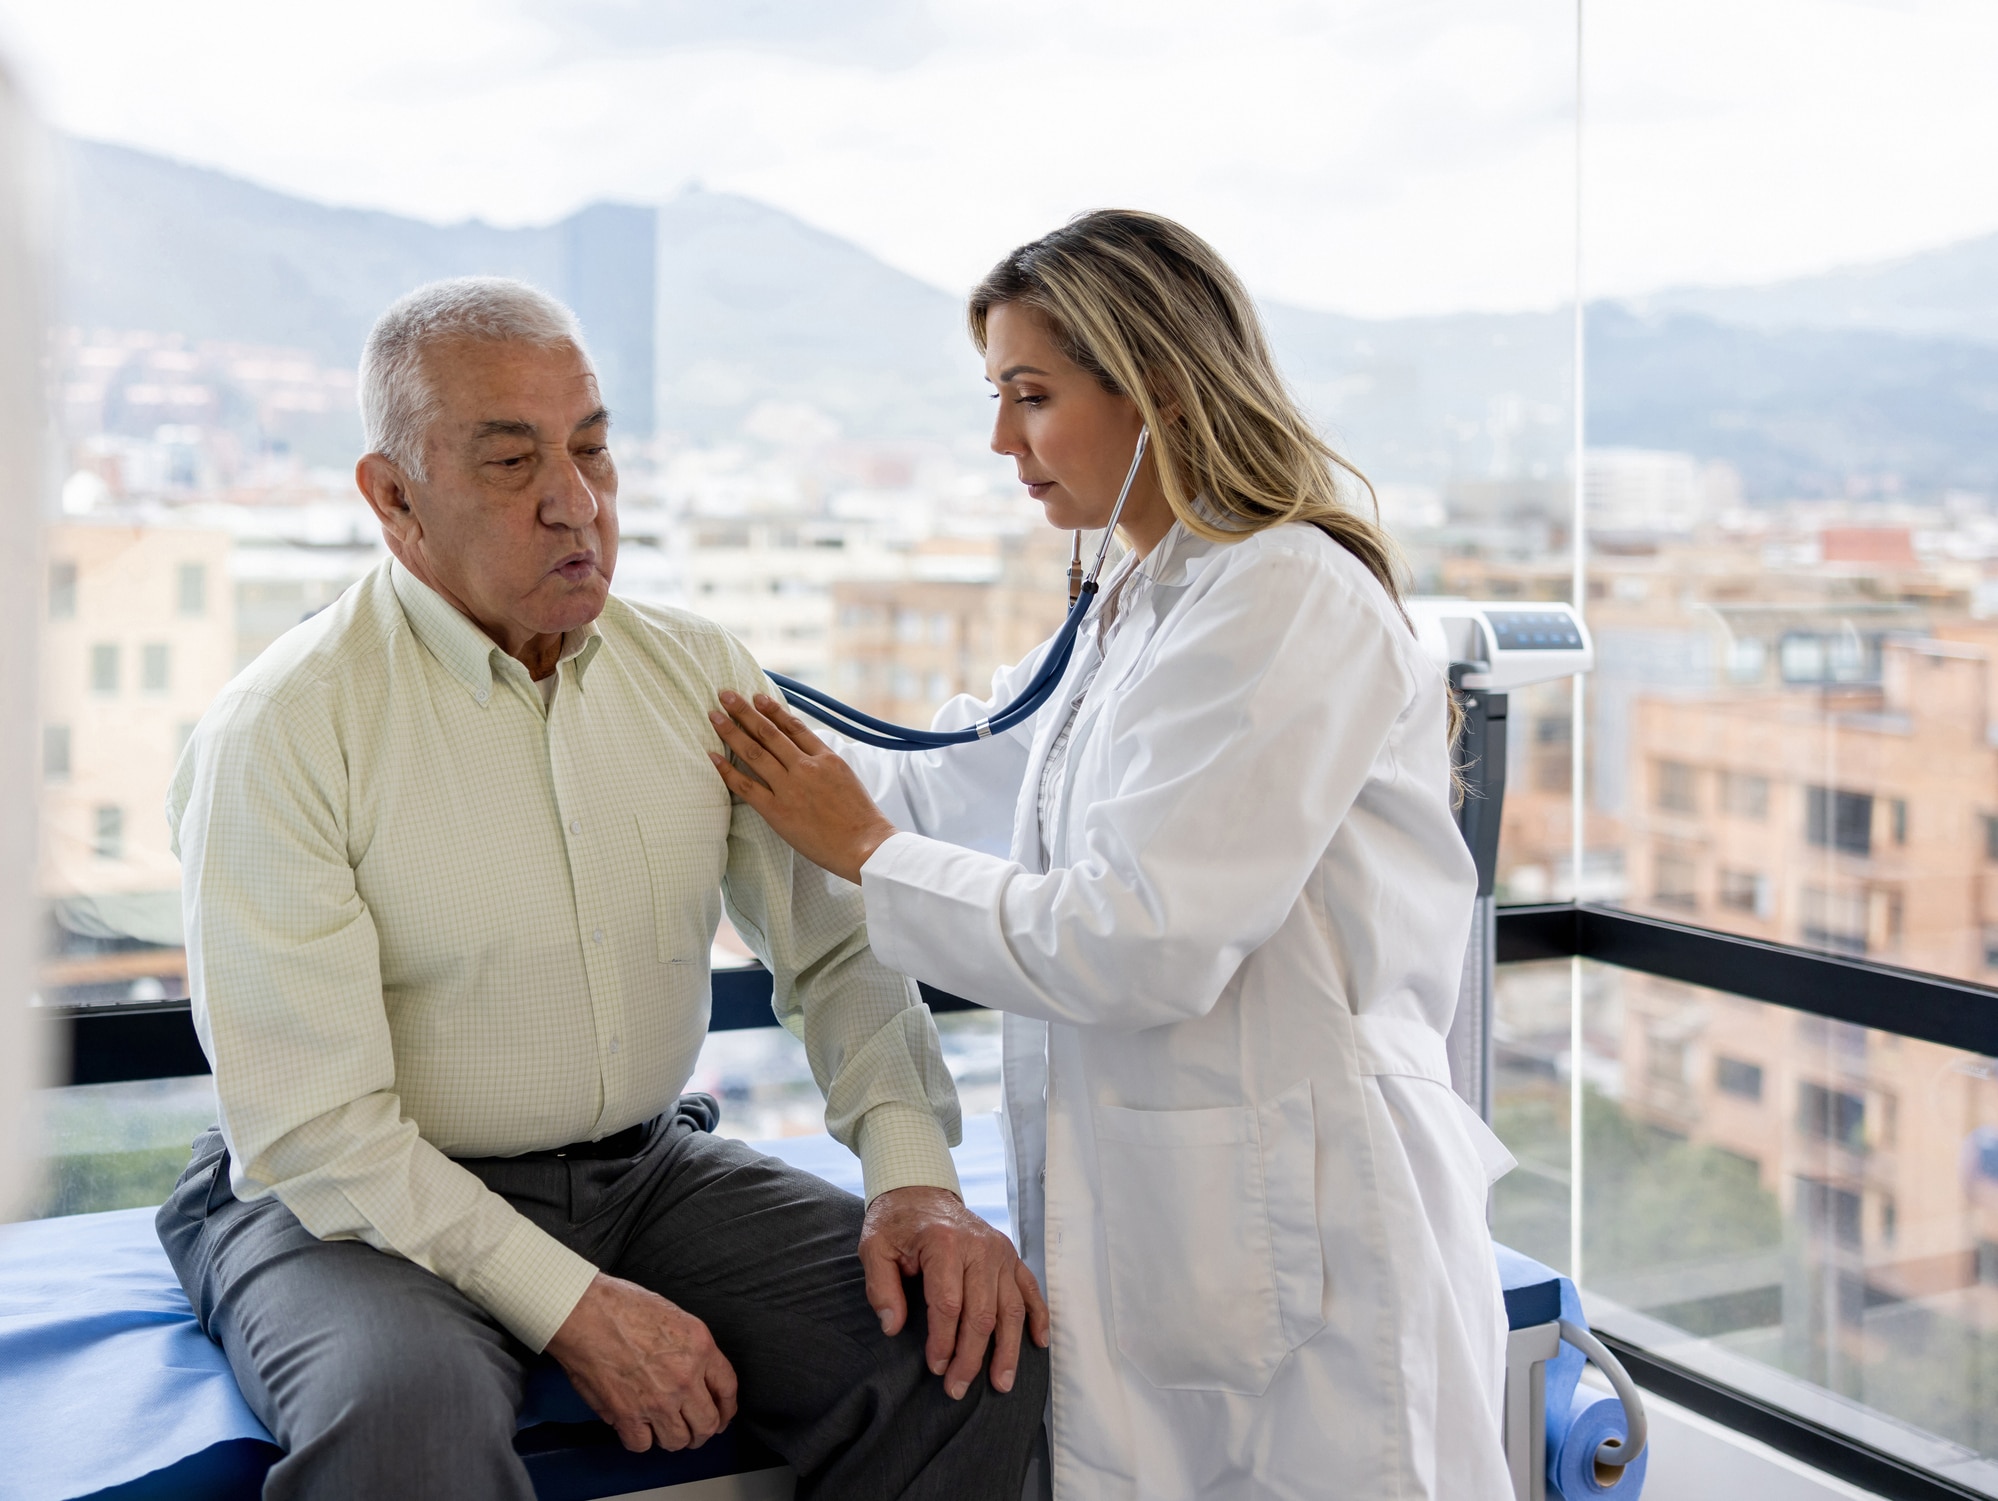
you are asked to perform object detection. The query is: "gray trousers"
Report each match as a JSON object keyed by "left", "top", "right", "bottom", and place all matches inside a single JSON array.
[{"left": 156, "top": 1107, "right": 1048, "bottom": 1501}]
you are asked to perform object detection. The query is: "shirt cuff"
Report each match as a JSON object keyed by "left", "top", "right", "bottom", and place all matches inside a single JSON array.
[
  {"left": 464, "top": 1216, "right": 601, "bottom": 1352},
  {"left": 853, "top": 1101, "right": 961, "bottom": 1203}
]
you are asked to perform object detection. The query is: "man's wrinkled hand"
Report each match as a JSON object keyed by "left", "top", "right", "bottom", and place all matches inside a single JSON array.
[
  {"left": 546, "top": 1272, "right": 739, "bottom": 1452},
  {"left": 859, "top": 1185, "right": 1050, "bottom": 1401}
]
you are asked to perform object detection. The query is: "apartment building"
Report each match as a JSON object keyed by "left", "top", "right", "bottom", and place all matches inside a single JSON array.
[{"left": 41, "top": 522, "right": 235, "bottom": 996}]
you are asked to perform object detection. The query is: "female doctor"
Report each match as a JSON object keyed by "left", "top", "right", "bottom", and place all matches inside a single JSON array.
[{"left": 709, "top": 210, "right": 1515, "bottom": 1499}]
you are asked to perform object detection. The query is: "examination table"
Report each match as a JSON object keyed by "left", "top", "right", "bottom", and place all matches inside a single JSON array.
[{"left": 1, "top": 1115, "right": 1638, "bottom": 1500}]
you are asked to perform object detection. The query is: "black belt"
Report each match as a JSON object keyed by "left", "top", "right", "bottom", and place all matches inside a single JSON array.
[
  {"left": 514, "top": 1119, "right": 653, "bottom": 1162},
  {"left": 507, "top": 1093, "right": 720, "bottom": 1163}
]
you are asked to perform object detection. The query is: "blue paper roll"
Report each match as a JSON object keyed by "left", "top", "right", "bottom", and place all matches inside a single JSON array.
[{"left": 1550, "top": 1385, "right": 1648, "bottom": 1498}]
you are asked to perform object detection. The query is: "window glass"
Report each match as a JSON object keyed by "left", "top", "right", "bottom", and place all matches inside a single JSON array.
[
  {"left": 93, "top": 804, "right": 123, "bottom": 860},
  {"left": 1532, "top": 961, "right": 1998, "bottom": 1493},
  {"left": 1586, "top": 0, "right": 1998, "bottom": 989},
  {"left": 21, "top": 1075, "right": 218, "bottom": 1218},
  {"left": 14, "top": 4, "right": 1582, "bottom": 1053},
  {"left": 176, "top": 561, "right": 205, "bottom": 617},
  {"left": 48, "top": 560, "right": 76, "bottom": 620},
  {"left": 88, "top": 643, "right": 117, "bottom": 694},
  {"left": 140, "top": 642, "right": 169, "bottom": 693}
]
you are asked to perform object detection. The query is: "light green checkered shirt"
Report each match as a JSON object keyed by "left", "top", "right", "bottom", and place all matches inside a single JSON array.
[{"left": 167, "top": 559, "right": 961, "bottom": 1351}]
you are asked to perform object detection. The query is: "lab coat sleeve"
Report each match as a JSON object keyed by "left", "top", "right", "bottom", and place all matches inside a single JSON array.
[
  {"left": 839, "top": 633, "right": 1056, "bottom": 857},
  {"left": 858, "top": 546, "right": 1419, "bottom": 1030}
]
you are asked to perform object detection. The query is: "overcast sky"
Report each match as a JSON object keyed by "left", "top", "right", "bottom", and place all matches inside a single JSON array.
[{"left": 1, "top": 0, "right": 1992, "bottom": 317}]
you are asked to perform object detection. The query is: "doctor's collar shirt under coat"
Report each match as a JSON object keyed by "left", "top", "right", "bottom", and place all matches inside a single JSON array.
[
  {"left": 166, "top": 559, "right": 962, "bottom": 1353},
  {"left": 848, "top": 520, "right": 1517, "bottom": 1500}
]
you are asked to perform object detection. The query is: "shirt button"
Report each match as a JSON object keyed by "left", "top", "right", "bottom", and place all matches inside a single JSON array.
[
  {"left": 609, "top": 1036, "right": 620, "bottom": 1054},
  {"left": 570, "top": 819, "right": 582, "bottom": 834},
  {"left": 475, "top": 688, "right": 489, "bottom": 704},
  {"left": 593, "top": 928, "right": 605, "bottom": 945}
]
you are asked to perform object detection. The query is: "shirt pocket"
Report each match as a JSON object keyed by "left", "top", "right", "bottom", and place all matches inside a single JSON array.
[
  {"left": 1092, "top": 1079, "right": 1324, "bottom": 1395},
  {"left": 637, "top": 814, "right": 721, "bottom": 967}
]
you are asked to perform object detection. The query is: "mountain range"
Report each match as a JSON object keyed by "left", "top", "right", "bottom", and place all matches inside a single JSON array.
[{"left": 54, "top": 138, "right": 1998, "bottom": 501}]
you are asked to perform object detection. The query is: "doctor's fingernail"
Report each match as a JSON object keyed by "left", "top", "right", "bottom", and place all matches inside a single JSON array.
[
  {"left": 948, "top": 1380, "right": 968, "bottom": 1401},
  {"left": 994, "top": 1371, "right": 1014, "bottom": 1393},
  {"left": 930, "top": 1359, "right": 947, "bottom": 1376}
]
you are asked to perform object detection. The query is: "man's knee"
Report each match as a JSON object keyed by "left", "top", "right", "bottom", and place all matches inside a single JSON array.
[
  {"left": 279, "top": 1302, "right": 520, "bottom": 1443},
  {"left": 255, "top": 1311, "right": 531, "bottom": 1500}
]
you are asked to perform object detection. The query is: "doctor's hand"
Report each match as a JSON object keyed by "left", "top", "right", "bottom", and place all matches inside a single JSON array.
[
  {"left": 861, "top": 1185, "right": 1051, "bottom": 1400},
  {"left": 546, "top": 1272, "right": 740, "bottom": 1452},
  {"left": 708, "top": 691, "right": 899, "bottom": 884}
]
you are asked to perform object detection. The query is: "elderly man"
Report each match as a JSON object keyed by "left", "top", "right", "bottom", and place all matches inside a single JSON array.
[{"left": 156, "top": 278, "right": 1049, "bottom": 1501}]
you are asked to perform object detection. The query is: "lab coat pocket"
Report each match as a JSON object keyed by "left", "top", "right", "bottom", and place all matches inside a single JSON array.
[{"left": 1093, "top": 1081, "right": 1323, "bottom": 1395}]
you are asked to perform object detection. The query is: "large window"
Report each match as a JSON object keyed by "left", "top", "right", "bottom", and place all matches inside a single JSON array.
[{"left": 10, "top": 2, "right": 1998, "bottom": 1491}]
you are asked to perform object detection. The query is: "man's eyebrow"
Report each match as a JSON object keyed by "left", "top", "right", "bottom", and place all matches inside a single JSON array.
[
  {"left": 997, "top": 364, "right": 1048, "bottom": 383},
  {"left": 573, "top": 406, "right": 611, "bottom": 433},
  {"left": 470, "top": 419, "right": 537, "bottom": 441}
]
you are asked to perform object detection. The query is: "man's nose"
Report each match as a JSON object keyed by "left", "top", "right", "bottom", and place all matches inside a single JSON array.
[{"left": 541, "top": 457, "right": 600, "bottom": 530}]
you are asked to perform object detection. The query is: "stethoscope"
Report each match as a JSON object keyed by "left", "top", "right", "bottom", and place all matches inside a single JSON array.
[{"left": 767, "top": 428, "right": 1150, "bottom": 751}]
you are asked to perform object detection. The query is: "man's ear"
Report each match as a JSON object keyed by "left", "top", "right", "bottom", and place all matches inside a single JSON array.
[{"left": 356, "top": 452, "right": 420, "bottom": 546}]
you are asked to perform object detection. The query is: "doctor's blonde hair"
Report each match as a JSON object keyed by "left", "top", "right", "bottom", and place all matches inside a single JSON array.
[{"left": 969, "top": 210, "right": 1469, "bottom": 774}]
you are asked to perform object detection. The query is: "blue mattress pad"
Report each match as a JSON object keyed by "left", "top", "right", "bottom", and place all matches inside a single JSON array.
[{"left": 0, "top": 1115, "right": 1011, "bottom": 1501}]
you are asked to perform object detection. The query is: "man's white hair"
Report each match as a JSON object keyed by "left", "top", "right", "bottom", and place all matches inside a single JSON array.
[{"left": 359, "top": 277, "right": 592, "bottom": 480}]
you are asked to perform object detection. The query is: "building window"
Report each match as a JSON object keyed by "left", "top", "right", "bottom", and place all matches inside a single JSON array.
[
  {"left": 43, "top": 724, "right": 70, "bottom": 782},
  {"left": 1656, "top": 759, "right": 1698, "bottom": 814},
  {"left": 1890, "top": 798, "right": 1907, "bottom": 845},
  {"left": 1798, "top": 1081, "right": 1867, "bottom": 1153},
  {"left": 1794, "top": 1176, "right": 1863, "bottom": 1249},
  {"left": 93, "top": 805, "right": 124, "bottom": 860},
  {"left": 1646, "top": 1035, "right": 1688, "bottom": 1087},
  {"left": 1718, "top": 771, "right": 1769, "bottom": 820},
  {"left": 1652, "top": 847, "right": 1698, "bottom": 910},
  {"left": 90, "top": 643, "right": 120, "bottom": 695},
  {"left": 1800, "top": 885, "right": 1868, "bottom": 955},
  {"left": 1716, "top": 1056, "right": 1763, "bottom": 1101},
  {"left": 1718, "top": 868, "right": 1771, "bottom": 917},
  {"left": 1805, "top": 785, "right": 1872, "bottom": 857},
  {"left": 1984, "top": 814, "right": 1998, "bottom": 864},
  {"left": 49, "top": 561, "right": 77, "bottom": 620},
  {"left": 177, "top": 562, "right": 206, "bottom": 617},
  {"left": 142, "top": 642, "right": 171, "bottom": 693}
]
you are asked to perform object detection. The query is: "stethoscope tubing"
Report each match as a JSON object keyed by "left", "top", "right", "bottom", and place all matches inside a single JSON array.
[{"left": 767, "top": 428, "right": 1151, "bottom": 752}]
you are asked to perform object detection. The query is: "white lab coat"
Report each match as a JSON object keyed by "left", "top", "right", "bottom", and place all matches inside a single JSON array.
[{"left": 849, "top": 519, "right": 1515, "bottom": 1500}]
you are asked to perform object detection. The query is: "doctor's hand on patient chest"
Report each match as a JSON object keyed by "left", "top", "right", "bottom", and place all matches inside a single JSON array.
[
  {"left": 862, "top": 1185, "right": 1052, "bottom": 1401},
  {"left": 709, "top": 691, "right": 899, "bottom": 884},
  {"left": 546, "top": 1272, "right": 740, "bottom": 1453}
]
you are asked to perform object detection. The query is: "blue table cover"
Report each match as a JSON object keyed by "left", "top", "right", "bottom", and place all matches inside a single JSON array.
[{"left": 0, "top": 1114, "right": 1011, "bottom": 1501}]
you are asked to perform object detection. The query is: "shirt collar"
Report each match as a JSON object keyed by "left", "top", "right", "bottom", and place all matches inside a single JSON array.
[{"left": 389, "top": 558, "right": 604, "bottom": 704}]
